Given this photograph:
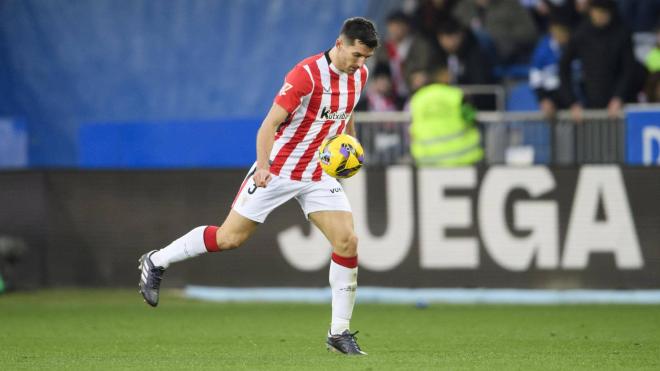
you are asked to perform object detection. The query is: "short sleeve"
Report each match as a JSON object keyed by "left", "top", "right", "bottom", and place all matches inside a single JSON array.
[{"left": 274, "top": 65, "right": 314, "bottom": 114}]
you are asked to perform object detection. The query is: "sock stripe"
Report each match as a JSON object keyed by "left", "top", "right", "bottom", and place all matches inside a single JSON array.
[
  {"left": 203, "top": 226, "right": 220, "bottom": 252},
  {"left": 331, "top": 252, "right": 357, "bottom": 268}
]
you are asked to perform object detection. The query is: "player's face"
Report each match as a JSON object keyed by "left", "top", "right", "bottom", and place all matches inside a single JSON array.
[{"left": 337, "top": 38, "right": 374, "bottom": 74}]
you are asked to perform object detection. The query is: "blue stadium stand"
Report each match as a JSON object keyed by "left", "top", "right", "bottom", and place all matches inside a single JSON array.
[{"left": 506, "top": 82, "right": 539, "bottom": 112}]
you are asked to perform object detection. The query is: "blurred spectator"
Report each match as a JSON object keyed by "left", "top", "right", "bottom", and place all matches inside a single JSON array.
[
  {"left": 644, "top": 72, "right": 660, "bottom": 102},
  {"left": 645, "top": 22, "right": 660, "bottom": 72},
  {"left": 559, "top": 0, "right": 647, "bottom": 120},
  {"left": 522, "top": 0, "right": 582, "bottom": 32},
  {"left": 409, "top": 65, "right": 483, "bottom": 166},
  {"left": 529, "top": 14, "right": 573, "bottom": 117},
  {"left": 453, "top": 0, "right": 538, "bottom": 63},
  {"left": 374, "top": 11, "right": 434, "bottom": 103},
  {"left": 575, "top": 0, "right": 590, "bottom": 13},
  {"left": 521, "top": 0, "right": 553, "bottom": 32},
  {"left": 432, "top": 18, "right": 495, "bottom": 85},
  {"left": 617, "top": 0, "right": 660, "bottom": 33},
  {"left": 411, "top": 0, "right": 459, "bottom": 42},
  {"left": 430, "top": 17, "right": 496, "bottom": 109},
  {"left": 354, "top": 63, "right": 403, "bottom": 162},
  {"left": 549, "top": 0, "right": 582, "bottom": 26},
  {"left": 355, "top": 64, "right": 399, "bottom": 112},
  {"left": 643, "top": 25, "right": 660, "bottom": 102}
]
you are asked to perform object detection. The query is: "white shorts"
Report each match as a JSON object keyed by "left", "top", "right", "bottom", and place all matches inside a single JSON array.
[{"left": 231, "top": 163, "right": 352, "bottom": 223}]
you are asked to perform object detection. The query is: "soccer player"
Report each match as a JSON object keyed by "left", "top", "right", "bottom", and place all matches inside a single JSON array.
[{"left": 138, "top": 17, "right": 378, "bottom": 356}]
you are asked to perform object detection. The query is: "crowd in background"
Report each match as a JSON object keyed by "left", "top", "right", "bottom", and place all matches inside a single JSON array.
[{"left": 358, "top": 0, "right": 660, "bottom": 120}]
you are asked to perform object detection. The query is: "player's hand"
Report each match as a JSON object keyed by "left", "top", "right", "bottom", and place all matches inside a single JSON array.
[{"left": 253, "top": 167, "right": 272, "bottom": 188}]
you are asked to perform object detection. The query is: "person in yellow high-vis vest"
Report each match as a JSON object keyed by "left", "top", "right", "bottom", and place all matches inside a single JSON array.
[{"left": 410, "top": 66, "right": 483, "bottom": 166}]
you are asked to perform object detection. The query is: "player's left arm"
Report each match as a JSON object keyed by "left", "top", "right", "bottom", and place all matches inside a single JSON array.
[{"left": 346, "top": 115, "right": 356, "bottom": 138}]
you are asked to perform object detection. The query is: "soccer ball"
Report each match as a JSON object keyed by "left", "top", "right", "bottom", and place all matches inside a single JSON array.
[{"left": 318, "top": 134, "right": 364, "bottom": 179}]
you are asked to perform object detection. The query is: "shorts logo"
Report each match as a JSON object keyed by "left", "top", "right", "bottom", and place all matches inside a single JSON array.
[
  {"left": 319, "top": 106, "right": 349, "bottom": 120},
  {"left": 330, "top": 187, "right": 342, "bottom": 194}
]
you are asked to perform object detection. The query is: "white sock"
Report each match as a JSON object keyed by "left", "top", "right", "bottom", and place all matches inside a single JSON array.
[
  {"left": 329, "top": 257, "right": 358, "bottom": 335},
  {"left": 150, "top": 226, "right": 216, "bottom": 268}
]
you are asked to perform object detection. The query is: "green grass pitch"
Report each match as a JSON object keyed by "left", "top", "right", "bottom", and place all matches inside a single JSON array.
[{"left": 1, "top": 290, "right": 659, "bottom": 370}]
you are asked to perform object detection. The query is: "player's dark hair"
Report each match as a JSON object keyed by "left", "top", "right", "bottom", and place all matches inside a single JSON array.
[{"left": 341, "top": 17, "right": 379, "bottom": 49}]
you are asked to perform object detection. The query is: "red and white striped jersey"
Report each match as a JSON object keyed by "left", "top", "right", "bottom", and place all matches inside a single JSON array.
[{"left": 269, "top": 51, "right": 368, "bottom": 181}]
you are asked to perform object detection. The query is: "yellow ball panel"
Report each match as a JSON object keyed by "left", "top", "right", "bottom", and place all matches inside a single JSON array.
[{"left": 318, "top": 134, "right": 364, "bottom": 179}]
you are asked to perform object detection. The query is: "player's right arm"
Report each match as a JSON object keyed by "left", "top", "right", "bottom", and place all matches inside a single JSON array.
[
  {"left": 253, "top": 104, "right": 288, "bottom": 187},
  {"left": 253, "top": 64, "right": 314, "bottom": 188}
]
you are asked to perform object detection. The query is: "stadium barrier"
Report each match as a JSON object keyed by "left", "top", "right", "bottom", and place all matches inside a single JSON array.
[
  {"left": 71, "top": 106, "right": 660, "bottom": 169},
  {"left": 457, "top": 84, "right": 507, "bottom": 112},
  {"left": 354, "top": 109, "right": 626, "bottom": 166},
  {"left": 1, "top": 166, "right": 658, "bottom": 290}
]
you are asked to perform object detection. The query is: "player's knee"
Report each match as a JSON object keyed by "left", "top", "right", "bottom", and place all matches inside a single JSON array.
[
  {"left": 216, "top": 230, "right": 246, "bottom": 250},
  {"left": 334, "top": 233, "right": 358, "bottom": 257}
]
